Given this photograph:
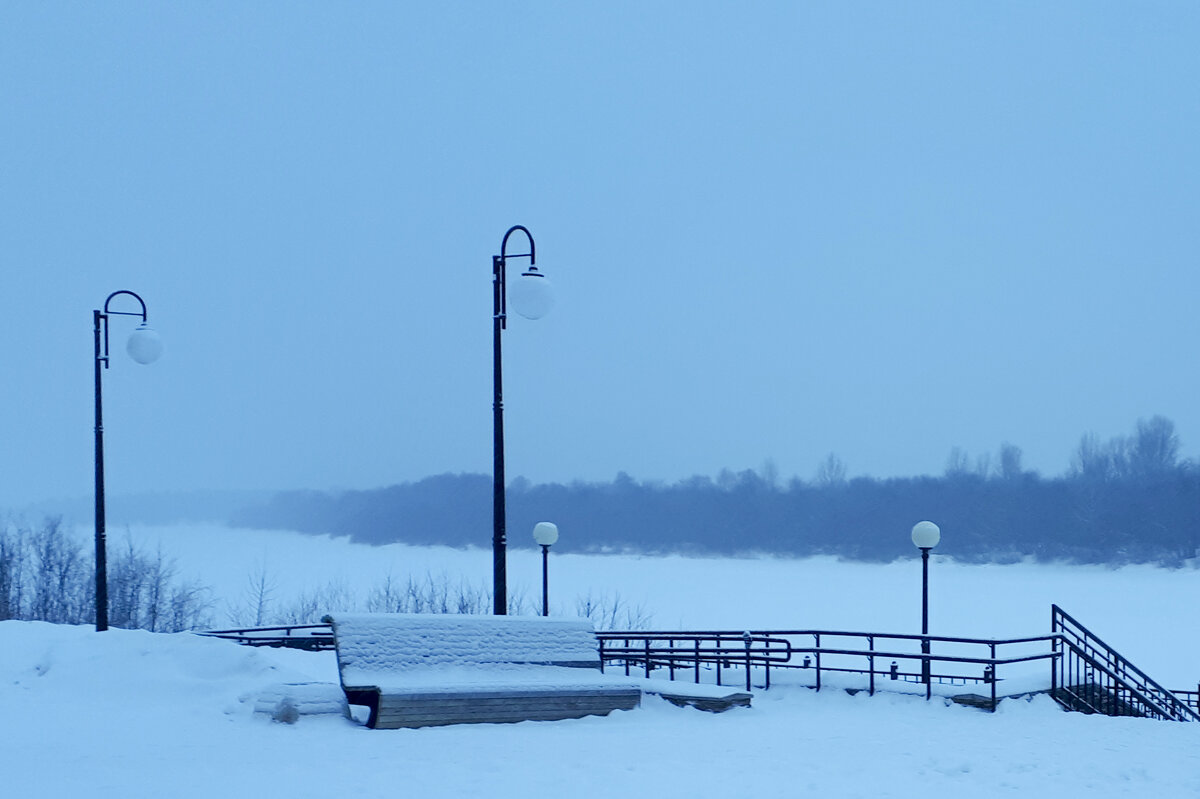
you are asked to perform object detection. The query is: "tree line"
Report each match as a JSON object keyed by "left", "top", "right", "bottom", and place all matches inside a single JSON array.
[
  {"left": 0, "top": 518, "right": 213, "bottom": 630},
  {"left": 231, "top": 416, "right": 1200, "bottom": 567},
  {"left": 0, "top": 519, "right": 652, "bottom": 630}
]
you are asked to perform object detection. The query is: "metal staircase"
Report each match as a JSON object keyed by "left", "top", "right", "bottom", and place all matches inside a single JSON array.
[{"left": 1051, "top": 605, "right": 1198, "bottom": 722}]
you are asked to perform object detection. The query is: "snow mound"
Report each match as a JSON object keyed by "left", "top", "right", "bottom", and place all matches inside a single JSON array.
[{"left": 253, "top": 682, "right": 350, "bottom": 723}]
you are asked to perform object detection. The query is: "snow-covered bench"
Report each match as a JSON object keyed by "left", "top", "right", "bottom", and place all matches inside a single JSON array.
[{"left": 323, "top": 613, "right": 643, "bottom": 729}]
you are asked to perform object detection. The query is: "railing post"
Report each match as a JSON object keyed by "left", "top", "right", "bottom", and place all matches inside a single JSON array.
[
  {"left": 922, "top": 634, "right": 931, "bottom": 691},
  {"left": 765, "top": 636, "right": 776, "bottom": 690},
  {"left": 1108, "top": 657, "right": 1118, "bottom": 710},
  {"left": 1051, "top": 640, "right": 1059, "bottom": 702},
  {"left": 644, "top": 638, "right": 652, "bottom": 679},
  {"left": 598, "top": 638, "right": 606, "bottom": 674},
  {"left": 695, "top": 640, "right": 701, "bottom": 684},
  {"left": 814, "top": 633, "right": 822, "bottom": 692},
  {"left": 868, "top": 635, "right": 875, "bottom": 696},
  {"left": 989, "top": 642, "right": 997, "bottom": 712},
  {"left": 743, "top": 631, "right": 753, "bottom": 692}
]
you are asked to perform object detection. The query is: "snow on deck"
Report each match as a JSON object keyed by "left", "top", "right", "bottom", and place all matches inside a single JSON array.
[{"left": 325, "top": 613, "right": 603, "bottom": 689}]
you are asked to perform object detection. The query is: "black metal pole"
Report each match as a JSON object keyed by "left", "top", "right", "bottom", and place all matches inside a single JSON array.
[
  {"left": 541, "top": 543, "right": 550, "bottom": 616},
  {"left": 920, "top": 545, "right": 930, "bottom": 684},
  {"left": 491, "top": 226, "right": 537, "bottom": 616},
  {"left": 492, "top": 253, "right": 507, "bottom": 615},
  {"left": 93, "top": 290, "right": 152, "bottom": 632},
  {"left": 93, "top": 310, "right": 108, "bottom": 632}
]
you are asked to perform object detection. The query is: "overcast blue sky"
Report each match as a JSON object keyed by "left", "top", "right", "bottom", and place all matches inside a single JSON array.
[{"left": 3, "top": 2, "right": 1200, "bottom": 508}]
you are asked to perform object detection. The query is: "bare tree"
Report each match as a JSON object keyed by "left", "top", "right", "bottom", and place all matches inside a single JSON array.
[
  {"left": 277, "top": 579, "right": 356, "bottom": 625},
  {"left": 1129, "top": 415, "right": 1180, "bottom": 481},
  {"left": 575, "top": 590, "right": 652, "bottom": 630},
  {"left": 759, "top": 458, "right": 780, "bottom": 490},
  {"left": 944, "top": 447, "right": 971, "bottom": 478},
  {"left": 28, "top": 518, "right": 88, "bottom": 624},
  {"left": 999, "top": 443, "right": 1024, "bottom": 481},
  {"left": 364, "top": 572, "right": 493, "bottom": 616},
  {"left": 226, "top": 561, "right": 278, "bottom": 626},
  {"left": 0, "top": 522, "right": 27, "bottom": 620},
  {"left": 1071, "top": 432, "right": 1115, "bottom": 481},
  {"left": 814, "top": 453, "right": 847, "bottom": 488}
]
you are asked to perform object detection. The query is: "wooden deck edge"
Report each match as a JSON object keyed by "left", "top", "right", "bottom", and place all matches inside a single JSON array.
[
  {"left": 373, "top": 689, "right": 641, "bottom": 729},
  {"left": 345, "top": 683, "right": 753, "bottom": 730}
]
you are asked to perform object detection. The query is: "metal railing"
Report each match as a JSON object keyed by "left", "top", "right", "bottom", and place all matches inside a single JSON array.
[
  {"left": 596, "top": 632, "right": 793, "bottom": 691},
  {"left": 597, "top": 628, "right": 1059, "bottom": 710},
  {"left": 197, "top": 623, "right": 335, "bottom": 651},
  {"left": 1173, "top": 688, "right": 1200, "bottom": 715},
  {"left": 1050, "top": 605, "right": 1198, "bottom": 722},
  {"left": 198, "top": 608, "right": 1198, "bottom": 722}
]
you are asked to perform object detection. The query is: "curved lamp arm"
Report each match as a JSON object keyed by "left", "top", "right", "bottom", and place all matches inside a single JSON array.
[
  {"left": 500, "top": 224, "right": 536, "bottom": 264},
  {"left": 496, "top": 226, "right": 552, "bottom": 323},
  {"left": 98, "top": 290, "right": 162, "bottom": 367}
]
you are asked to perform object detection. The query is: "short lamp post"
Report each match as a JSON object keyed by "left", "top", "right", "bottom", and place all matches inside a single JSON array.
[
  {"left": 911, "top": 520, "right": 941, "bottom": 687},
  {"left": 532, "top": 521, "right": 559, "bottom": 617},
  {"left": 492, "top": 225, "right": 553, "bottom": 614},
  {"left": 94, "top": 290, "right": 162, "bottom": 631}
]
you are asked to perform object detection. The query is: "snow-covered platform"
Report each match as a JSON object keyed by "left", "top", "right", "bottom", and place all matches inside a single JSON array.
[{"left": 322, "top": 613, "right": 749, "bottom": 728}]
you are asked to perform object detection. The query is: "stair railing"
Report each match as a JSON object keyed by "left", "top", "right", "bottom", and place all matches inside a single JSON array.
[{"left": 1051, "top": 605, "right": 1198, "bottom": 722}]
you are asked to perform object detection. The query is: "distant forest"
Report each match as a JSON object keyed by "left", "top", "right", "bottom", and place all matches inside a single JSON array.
[{"left": 231, "top": 417, "right": 1200, "bottom": 567}]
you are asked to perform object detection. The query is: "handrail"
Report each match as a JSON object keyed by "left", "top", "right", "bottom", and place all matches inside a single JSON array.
[
  {"left": 1056, "top": 637, "right": 1176, "bottom": 719},
  {"left": 197, "top": 623, "right": 335, "bottom": 651},
  {"left": 597, "top": 633, "right": 792, "bottom": 691},
  {"left": 1052, "top": 605, "right": 1174, "bottom": 698},
  {"left": 604, "top": 629, "right": 1054, "bottom": 647},
  {"left": 1051, "top": 606, "right": 1198, "bottom": 722},
  {"left": 598, "top": 628, "right": 1060, "bottom": 707},
  {"left": 202, "top": 623, "right": 333, "bottom": 636},
  {"left": 1173, "top": 689, "right": 1200, "bottom": 715}
]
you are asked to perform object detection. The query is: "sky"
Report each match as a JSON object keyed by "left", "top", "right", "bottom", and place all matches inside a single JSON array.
[{"left": 4, "top": 2, "right": 1200, "bottom": 508}]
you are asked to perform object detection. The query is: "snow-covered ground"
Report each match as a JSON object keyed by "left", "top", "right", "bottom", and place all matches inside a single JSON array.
[{"left": 3, "top": 524, "right": 1199, "bottom": 797}]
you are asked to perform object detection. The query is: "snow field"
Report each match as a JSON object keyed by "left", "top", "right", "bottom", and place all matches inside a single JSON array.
[{"left": 2, "top": 621, "right": 1198, "bottom": 798}]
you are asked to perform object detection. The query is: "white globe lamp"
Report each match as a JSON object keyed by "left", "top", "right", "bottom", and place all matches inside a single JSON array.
[
  {"left": 532, "top": 521, "right": 559, "bottom": 546},
  {"left": 911, "top": 521, "right": 940, "bottom": 550},
  {"left": 533, "top": 521, "right": 559, "bottom": 616},
  {"left": 510, "top": 268, "right": 554, "bottom": 320},
  {"left": 126, "top": 324, "right": 163, "bottom": 365}
]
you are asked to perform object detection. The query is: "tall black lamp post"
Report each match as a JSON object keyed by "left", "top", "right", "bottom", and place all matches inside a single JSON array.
[
  {"left": 94, "top": 290, "right": 162, "bottom": 631},
  {"left": 492, "top": 226, "right": 553, "bottom": 614},
  {"left": 532, "top": 521, "right": 559, "bottom": 616},
  {"left": 911, "top": 520, "right": 941, "bottom": 686}
]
